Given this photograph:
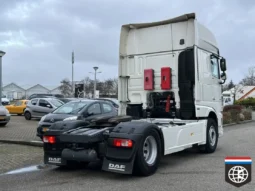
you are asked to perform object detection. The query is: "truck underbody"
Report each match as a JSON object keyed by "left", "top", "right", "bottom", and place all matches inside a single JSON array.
[{"left": 43, "top": 114, "right": 218, "bottom": 176}]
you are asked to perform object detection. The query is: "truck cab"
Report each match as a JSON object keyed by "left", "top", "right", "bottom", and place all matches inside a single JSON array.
[{"left": 118, "top": 13, "right": 227, "bottom": 136}]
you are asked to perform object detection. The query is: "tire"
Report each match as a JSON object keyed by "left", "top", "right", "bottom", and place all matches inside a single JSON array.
[
  {"left": 133, "top": 128, "right": 161, "bottom": 176},
  {"left": 0, "top": 123, "right": 7, "bottom": 127},
  {"left": 200, "top": 118, "right": 218, "bottom": 153},
  {"left": 24, "top": 111, "right": 32, "bottom": 120}
]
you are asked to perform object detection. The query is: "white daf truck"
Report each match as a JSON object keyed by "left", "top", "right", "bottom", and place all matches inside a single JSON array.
[
  {"left": 42, "top": 13, "right": 227, "bottom": 177},
  {"left": 113, "top": 12, "right": 227, "bottom": 174}
]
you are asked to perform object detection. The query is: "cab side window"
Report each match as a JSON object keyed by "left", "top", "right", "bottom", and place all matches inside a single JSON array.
[{"left": 210, "top": 55, "right": 220, "bottom": 79}]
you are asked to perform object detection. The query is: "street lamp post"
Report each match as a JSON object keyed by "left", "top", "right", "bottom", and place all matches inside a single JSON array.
[
  {"left": 72, "top": 51, "right": 74, "bottom": 97},
  {"left": 89, "top": 67, "right": 101, "bottom": 98},
  {"left": 93, "top": 67, "right": 98, "bottom": 98},
  {"left": 0, "top": 50, "right": 6, "bottom": 105}
]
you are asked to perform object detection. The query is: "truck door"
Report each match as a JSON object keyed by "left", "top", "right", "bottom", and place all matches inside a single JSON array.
[{"left": 209, "top": 55, "right": 222, "bottom": 111}]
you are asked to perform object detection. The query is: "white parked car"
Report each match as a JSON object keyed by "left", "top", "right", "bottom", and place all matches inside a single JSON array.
[
  {"left": 0, "top": 105, "right": 11, "bottom": 126},
  {"left": 1, "top": 96, "right": 10, "bottom": 106}
]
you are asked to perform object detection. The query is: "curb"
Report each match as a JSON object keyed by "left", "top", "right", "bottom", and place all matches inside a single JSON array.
[
  {"left": 223, "top": 120, "right": 254, "bottom": 127},
  {"left": 0, "top": 139, "right": 43, "bottom": 147}
]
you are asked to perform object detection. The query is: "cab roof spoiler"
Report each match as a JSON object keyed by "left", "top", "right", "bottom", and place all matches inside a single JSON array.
[{"left": 122, "top": 13, "right": 196, "bottom": 29}]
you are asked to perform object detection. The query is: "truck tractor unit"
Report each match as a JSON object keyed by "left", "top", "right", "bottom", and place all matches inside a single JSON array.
[{"left": 42, "top": 13, "right": 227, "bottom": 176}]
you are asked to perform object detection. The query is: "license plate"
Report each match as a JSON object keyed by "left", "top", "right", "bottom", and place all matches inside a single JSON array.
[
  {"left": 48, "top": 157, "right": 62, "bottom": 164},
  {"left": 42, "top": 127, "right": 49, "bottom": 132},
  {"left": 0, "top": 117, "right": 5, "bottom": 120}
]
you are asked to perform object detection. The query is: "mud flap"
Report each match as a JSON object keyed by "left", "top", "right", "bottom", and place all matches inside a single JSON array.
[
  {"left": 102, "top": 157, "right": 135, "bottom": 174},
  {"left": 44, "top": 154, "right": 67, "bottom": 166}
]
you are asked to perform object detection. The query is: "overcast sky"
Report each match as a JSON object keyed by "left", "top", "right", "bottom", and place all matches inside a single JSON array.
[{"left": 0, "top": 0, "right": 254, "bottom": 86}]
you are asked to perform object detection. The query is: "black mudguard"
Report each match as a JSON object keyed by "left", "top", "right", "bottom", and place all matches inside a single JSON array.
[{"left": 102, "top": 121, "right": 164, "bottom": 174}]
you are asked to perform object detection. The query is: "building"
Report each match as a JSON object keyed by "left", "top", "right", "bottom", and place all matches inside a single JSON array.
[
  {"left": 2, "top": 83, "right": 26, "bottom": 100},
  {"left": 25, "top": 84, "right": 50, "bottom": 98},
  {"left": 222, "top": 85, "right": 255, "bottom": 101},
  {"left": 46, "top": 86, "right": 62, "bottom": 95},
  {"left": 2, "top": 83, "right": 62, "bottom": 100},
  {"left": 236, "top": 86, "right": 255, "bottom": 100}
]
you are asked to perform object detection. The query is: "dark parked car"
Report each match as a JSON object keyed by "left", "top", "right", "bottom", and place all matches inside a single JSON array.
[
  {"left": 37, "top": 99, "right": 118, "bottom": 138},
  {"left": 93, "top": 98, "right": 119, "bottom": 108}
]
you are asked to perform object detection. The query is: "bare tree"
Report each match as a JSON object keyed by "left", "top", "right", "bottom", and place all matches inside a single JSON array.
[
  {"left": 83, "top": 77, "right": 92, "bottom": 96},
  {"left": 228, "top": 80, "right": 235, "bottom": 89},
  {"left": 75, "top": 77, "right": 118, "bottom": 98},
  {"left": 240, "top": 66, "right": 255, "bottom": 86},
  {"left": 113, "top": 78, "right": 118, "bottom": 96},
  {"left": 104, "top": 79, "right": 114, "bottom": 96},
  {"left": 59, "top": 78, "right": 72, "bottom": 97},
  {"left": 231, "top": 84, "right": 244, "bottom": 102},
  {"left": 97, "top": 81, "right": 105, "bottom": 95}
]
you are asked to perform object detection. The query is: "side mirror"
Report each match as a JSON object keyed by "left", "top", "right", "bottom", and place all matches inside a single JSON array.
[
  {"left": 221, "top": 72, "right": 227, "bottom": 80},
  {"left": 219, "top": 72, "right": 227, "bottom": 84},
  {"left": 220, "top": 58, "right": 227, "bottom": 72},
  {"left": 46, "top": 104, "right": 52, "bottom": 108}
]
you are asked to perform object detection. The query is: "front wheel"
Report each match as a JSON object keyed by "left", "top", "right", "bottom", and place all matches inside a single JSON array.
[
  {"left": 24, "top": 111, "right": 31, "bottom": 120},
  {"left": 200, "top": 118, "right": 218, "bottom": 153},
  {"left": 133, "top": 129, "right": 161, "bottom": 176}
]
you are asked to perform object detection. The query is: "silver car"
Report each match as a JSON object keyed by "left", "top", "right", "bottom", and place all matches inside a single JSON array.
[
  {"left": 24, "top": 98, "right": 64, "bottom": 120},
  {"left": 0, "top": 105, "right": 11, "bottom": 126}
]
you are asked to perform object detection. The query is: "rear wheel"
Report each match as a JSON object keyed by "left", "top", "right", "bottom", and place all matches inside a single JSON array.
[
  {"left": 200, "top": 118, "right": 218, "bottom": 153},
  {"left": 24, "top": 111, "right": 31, "bottom": 120},
  {"left": 133, "top": 129, "right": 161, "bottom": 176}
]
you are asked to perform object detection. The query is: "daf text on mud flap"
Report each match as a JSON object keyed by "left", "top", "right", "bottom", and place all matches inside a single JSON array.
[
  {"left": 48, "top": 157, "right": 61, "bottom": 164},
  {"left": 108, "top": 163, "right": 125, "bottom": 171}
]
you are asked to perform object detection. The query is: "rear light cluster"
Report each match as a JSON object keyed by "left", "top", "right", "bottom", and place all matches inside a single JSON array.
[
  {"left": 43, "top": 136, "right": 56, "bottom": 144},
  {"left": 113, "top": 139, "right": 133, "bottom": 148}
]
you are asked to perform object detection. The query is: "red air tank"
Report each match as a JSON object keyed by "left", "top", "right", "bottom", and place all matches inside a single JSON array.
[
  {"left": 161, "top": 67, "right": 171, "bottom": 90},
  {"left": 144, "top": 69, "right": 154, "bottom": 90}
]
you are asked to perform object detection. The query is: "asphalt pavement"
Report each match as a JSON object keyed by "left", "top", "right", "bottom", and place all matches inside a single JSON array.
[
  {"left": 0, "top": 121, "right": 254, "bottom": 191},
  {"left": 0, "top": 143, "right": 43, "bottom": 174},
  {"left": 0, "top": 115, "right": 41, "bottom": 142}
]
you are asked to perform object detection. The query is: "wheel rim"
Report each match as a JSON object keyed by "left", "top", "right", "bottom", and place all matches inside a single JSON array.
[
  {"left": 209, "top": 126, "right": 216, "bottom": 146},
  {"left": 143, "top": 135, "right": 157, "bottom": 165}
]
